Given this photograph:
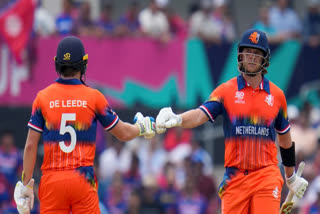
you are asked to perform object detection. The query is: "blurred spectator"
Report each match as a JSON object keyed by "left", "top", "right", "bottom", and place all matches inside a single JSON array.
[
  {"left": 164, "top": 7, "right": 188, "bottom": 39},
  {"left": 156, "top": 162, "right": 179, "bottom": 214},
  {"left": 95, "top": 2, "right": 115, "bottom": 37},
  {"left": 211, "top": 0, "right": 236, "bottom": 42},
  {"left": 0, "top": 130, "right": 22, "bottom": 213},
  {"left": 188, "top": 0, "right": 201, "bottom": 17},
  {"left": 33, "top": 0, "right": 55, "bottom": 37},
  {"left": 157, "top": 161, "right": 177, "bottom": 189},
  {"left": 140, "top": 175, "right": 164, "bottom": 214},
  {"left": 55, "top": 0, "right": 78, "bottom": 35},
  {"left": 302, "top": 0, "right": 320, "bottom": 47},
  {"left": 76, "top": 1, "right": 95, "bottom": 36},
  {"left": 99, "top": 137, "right": 132, "bottom": 183},
  {"left": 269, "top": 0, "right": 302, "bottom": 41},
  {"left": 189, "top": 0, "right": 222, "bottom": 44},
  {"left": 115, "top": 1, "right": 141, "bottom": 37},
  {"left": 138, "top": 0, "right": 171, "bottom": 42},
  {"left": 164, "top": 127, "right": 192, "bottom": 152},
  {"left": 104, "top": 172, "right": 130, "bottom": 214},
  {"left": 253, "top": 2, "right": 287, "bottom": 44},
  {"left": 191, "top": 156, "right": 217, "bottom": 202},
  {"left": 176, "top": 176, "right": 208, "bottom": 214},
  {"left": 289, "top": 103, "right": 318, "bottom": 159},
  {"left": 136, "top": 136, "right": 168, "bottom": 178},
  {"left": 0, "top": 130, "right": 22, "bottom": 188},
  {"left": 300, "top": 175, "right": 320, "bottom": 214},
  {"left": 123, "top": 153, "right": 141, "bottom": 189},
  {"left": 190, "top": 137, "right": 213, "bottom": 176},
  {"left": 125, "top": 190, "right": 141, "bottom": 214},
  {"left": 0, "top": 174, "right": 11, "bottom": 212}
]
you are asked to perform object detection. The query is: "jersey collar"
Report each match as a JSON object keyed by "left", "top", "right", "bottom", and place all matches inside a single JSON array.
[
  {"left": 55, "top": 78, "right": 83, "bottom": 85},
  {"left": 237, "top": 75, "right": 270, "bottom": 94}
]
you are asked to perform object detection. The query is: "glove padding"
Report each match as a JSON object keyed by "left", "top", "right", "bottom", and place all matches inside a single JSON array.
[
  {"left": 14, "top": 179, "right": 35, "bottom": 214},
  {"left": 156, "top": 107, "right": 182, "bottom": 133},
  {"left": 286, "top": 171, "right": 308, "bottom": 198},
  {"left": 134, "top": 112, "right": 156, "bottom": 139}
]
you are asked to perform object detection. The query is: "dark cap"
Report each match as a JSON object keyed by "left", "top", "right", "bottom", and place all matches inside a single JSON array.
[{"left": 56, "top": 36, "right": 86, "bottom": 64}]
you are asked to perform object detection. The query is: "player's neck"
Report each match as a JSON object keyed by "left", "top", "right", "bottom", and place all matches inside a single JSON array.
[
  {"left": 61, "top": 73, "right": 81, "bottom": 80},
  {"left": 243, "top": 73, "right": 262, "bottom": 89}
]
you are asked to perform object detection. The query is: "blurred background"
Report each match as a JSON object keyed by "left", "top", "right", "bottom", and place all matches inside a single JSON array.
[{"left": 0, "top": 0, "right": 320, "bottom": 213}]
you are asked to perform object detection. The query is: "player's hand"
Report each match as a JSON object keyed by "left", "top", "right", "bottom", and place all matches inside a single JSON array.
[
  {"left": 156, "top": 107, "right": 182, "bottom": 133},
  {"left": 14, "top": 179, "right": 35, "bottom": 214},
  {"left": 134, "top": 112, "right": 156, "bottom": 139},
  {"left": 286, "top": 171, "right": 308, "bottom": 198}
]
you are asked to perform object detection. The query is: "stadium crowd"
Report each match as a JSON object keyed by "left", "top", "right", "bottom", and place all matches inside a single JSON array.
[
  {"left": 0, "top": 0, "right": 320, "bottom": 213},
  {"left": 31, "top": 0, "right": 320, "bottom": 46}
]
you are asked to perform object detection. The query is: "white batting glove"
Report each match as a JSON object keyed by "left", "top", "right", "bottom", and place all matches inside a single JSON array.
[
  {"left": 156, "top": 107, "right": 182, "bottom": 133},
  {"left": 14, "top": 179, "right": 35, "bottom": 214},
  {"left": 286, "top": 171, "right": 308, "bottom": 198},
  {"left": 134, "top": 112, "right": 156, "bottom": 139}
]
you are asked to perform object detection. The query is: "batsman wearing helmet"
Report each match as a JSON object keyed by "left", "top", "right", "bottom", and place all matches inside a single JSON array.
[
  {"left": 13, "top": 36, "right": 156, "bottom": 214},
  {"left": 156, "top": 29, "right": 308, "bottom": 213}
]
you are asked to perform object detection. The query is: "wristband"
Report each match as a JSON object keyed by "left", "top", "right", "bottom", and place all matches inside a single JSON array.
[{"left": 280, "top": 142, "right": 296, "bottom": 167}]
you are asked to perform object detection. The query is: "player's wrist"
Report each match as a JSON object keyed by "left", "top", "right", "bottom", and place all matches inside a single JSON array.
[
  {"left": 285, "top": 171, "right": 296, "bottom": 184},
  {"left": 176, "top": 114, "right": 182, "bottom": 126}
]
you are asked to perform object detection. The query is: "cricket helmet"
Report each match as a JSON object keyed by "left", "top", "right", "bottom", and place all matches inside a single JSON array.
[
  {"left": 54, "top": 36, "right": 88, "bottom": 75},
  {"left": 237, "top": 29, "right": 270, "bottom": 75}
]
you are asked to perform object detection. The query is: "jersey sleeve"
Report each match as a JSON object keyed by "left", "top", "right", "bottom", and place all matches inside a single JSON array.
[
  {"left": 27, "top": 93, "right": 45, "bottom": 133},
  {"left": 199, "top": 84, "right": 225, "bottom": 122},
  {"left": 95, "top": 90, "right": 119, "bottom": 131},
  {"left": 274, "top": 91, "right": 290, "bottom": 135}
]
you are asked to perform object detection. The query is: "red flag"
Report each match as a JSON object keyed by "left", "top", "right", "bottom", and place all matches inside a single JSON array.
[{"left": 0, "top": 0, "right": 36, "bottom": 63}]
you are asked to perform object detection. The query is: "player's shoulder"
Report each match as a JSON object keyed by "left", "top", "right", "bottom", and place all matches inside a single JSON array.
[
  {"left": 219, "top": 77, "right": 238, "bottom": 90},
  {"left": 268, "top": 80, "right": 285, "bottom": 96},
  {"left": 35, "top": 82, "right": 57, "bottom": 98}
]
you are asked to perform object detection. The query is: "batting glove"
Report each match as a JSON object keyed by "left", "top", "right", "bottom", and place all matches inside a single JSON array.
[
  {"left": 156, "top": 107, "right": 182, "bottom": 133},
  {"left": 14, "top": 179, "right": 35, "bottom": 214},
  {"left": 134, "top": 112, "right": 156, "bottom": 139},
  {"left": 286, "top": 171, "right": 308, "bottom": 198}
]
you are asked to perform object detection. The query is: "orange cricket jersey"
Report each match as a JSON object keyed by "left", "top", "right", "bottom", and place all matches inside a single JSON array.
[
  {"left": 27, "top": 78, "right": 119, "bottom": 171},
  {"left": 200, "top": 75, "right": 290, "bottom": 170}
]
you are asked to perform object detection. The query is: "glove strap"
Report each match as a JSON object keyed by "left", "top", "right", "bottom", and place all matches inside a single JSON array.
[
  {"left": 135, "top": 121, "right": 145, "bottom": 136},
  {"left": 22, "top": 170, "right": 25, "bottom": 182},
  {"left": 285, "top": 171, "right": 296, "bottom": 184}
]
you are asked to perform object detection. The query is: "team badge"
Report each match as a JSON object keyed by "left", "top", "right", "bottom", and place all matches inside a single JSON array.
[
  {"left": 249, "top": 32, "right": 260, "bottom": 44},
  {"left": 265, "top": 94, "right": 274, "bottom": 106},
  {"left": 63, "top": 53, "right": 71, "bottom": 60}
]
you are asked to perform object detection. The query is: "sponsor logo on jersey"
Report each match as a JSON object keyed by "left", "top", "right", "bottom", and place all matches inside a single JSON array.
[{"left": 235, "top": 91, "right": 245, "bottom": 104}]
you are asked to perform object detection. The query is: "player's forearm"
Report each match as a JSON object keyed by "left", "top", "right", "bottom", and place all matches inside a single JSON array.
[
  {"left": 110, "top": 120, "right": 140, "bottom": 142},
  {"left": 278, "top": 131, "right": 295, "bottom": 177},
  {"left": 22, "top": 129, "right": 40, "bottom": 185},
  {"left": 180, "top": 109, "right": 208, "bottom": 128}
]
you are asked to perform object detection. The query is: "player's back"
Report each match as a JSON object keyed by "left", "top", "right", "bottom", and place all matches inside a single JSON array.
[{"left": 28, "top": 78, "right": 118, "bottom": 171}]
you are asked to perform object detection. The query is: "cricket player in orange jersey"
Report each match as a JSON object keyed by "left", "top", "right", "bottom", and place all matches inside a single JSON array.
[
  {"left": 156, "top": 29, "right": 308, "bottom": 213},
  {"left": 13, "top": 36, "right": 156, "bottom": 214}
]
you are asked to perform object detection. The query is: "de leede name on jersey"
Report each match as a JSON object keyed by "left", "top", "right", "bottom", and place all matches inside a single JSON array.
[{"left": 49, "top": 99, "right": 88, "bottom": 108}]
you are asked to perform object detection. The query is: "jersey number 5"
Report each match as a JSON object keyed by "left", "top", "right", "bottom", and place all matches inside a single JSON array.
[{"left": 59, "top": 113, "right": 76, "bottom": 153}]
